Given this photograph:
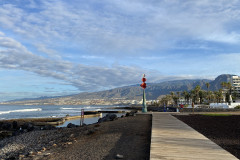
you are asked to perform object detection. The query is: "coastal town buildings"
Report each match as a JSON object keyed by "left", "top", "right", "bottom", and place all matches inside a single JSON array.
[{"left": 231, "top": 75, "right": 240, "bottom": 99}]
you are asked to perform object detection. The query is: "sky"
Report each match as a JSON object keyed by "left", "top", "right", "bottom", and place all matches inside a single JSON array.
[{"left": 1, "top": 0, "right": 240, "bottom": 101}]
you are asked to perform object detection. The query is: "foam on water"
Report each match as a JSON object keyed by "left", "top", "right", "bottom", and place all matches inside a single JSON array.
[
  {"left": 61, "top": 106, "right": 105, "bottom": 110},
  {"left": 0, "top": 108, "right": 42, "bottom": 115},
  {"left": 60, "top": 107, "right": 79, "bottom": 110}
]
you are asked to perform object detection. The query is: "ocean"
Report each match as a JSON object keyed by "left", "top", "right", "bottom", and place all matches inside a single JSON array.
[{"left": 0, "top": 105, "right": 127, "bottom": 126}]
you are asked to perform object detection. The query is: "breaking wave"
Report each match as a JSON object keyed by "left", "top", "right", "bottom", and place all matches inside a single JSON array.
[{"left": 0, "top": 108, "right": 42, "bottom": 115}]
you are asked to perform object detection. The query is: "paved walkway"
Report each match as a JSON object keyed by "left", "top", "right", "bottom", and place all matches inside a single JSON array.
[{"left": 150, "top": 113, "right": 238, "bottom": 160}]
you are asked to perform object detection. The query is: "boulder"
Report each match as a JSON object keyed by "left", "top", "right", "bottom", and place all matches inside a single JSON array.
[
  {"left": 22, "top": 123, "right": 34, "bottom": 131},
  {"left": 98, "top": 113, "right": 118, "bottom": 123},
  {"left": 129, "top": 110, "right": 137, "bottom": 116},
  {"left": 126, "top": 111, "right": 137, "bottom": 117},
  {"left": 98, "top": 118, "right": 103, "bottom": 123},
  {"left": 0, "top": 131, "right": 12, "bottom": 139},
  {"left": 12, "top": 121, "right": 19, "bottom": 130},
  {"left": 0, "top": 122, "right": 3, "bottom": 129},
  {"left": 108, "top": 113, "right": 117, "bottom": 121},
  {"left": 67, "top": 123, "right": 77, "bottom": 128},
  {"left": 2, "top": 123, "right": 12, "bottom": 130},
  {"left": 42, "top": 125, "right": 56, "bottom": 130},
  {"left": 33, "top": 126, "right": 41, "bottom": 131}
]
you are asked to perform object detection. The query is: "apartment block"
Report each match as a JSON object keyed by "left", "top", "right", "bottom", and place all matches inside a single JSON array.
[{"left": 231, "top": 75, "right": 240, "bottom": 99}]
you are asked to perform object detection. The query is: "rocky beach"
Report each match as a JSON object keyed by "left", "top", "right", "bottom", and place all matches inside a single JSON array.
[{"left": 0, "top": 113, "right": 151, "bottom": 160}]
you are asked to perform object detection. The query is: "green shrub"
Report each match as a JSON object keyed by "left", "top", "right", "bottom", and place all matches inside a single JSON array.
[{"left": 234, "top": 105, "right": 240, "bottom": 109}]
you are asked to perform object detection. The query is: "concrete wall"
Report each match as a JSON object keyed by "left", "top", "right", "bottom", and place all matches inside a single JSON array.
[{"left": 209, "top": 103, "right": 240, "bottom": 108}]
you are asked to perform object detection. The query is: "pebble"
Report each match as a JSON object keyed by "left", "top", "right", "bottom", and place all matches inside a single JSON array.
[
  {"left": 0, "top": 129, "right": 64, "bottom": 159},
  {"left": 19, "top": 154, "right": 25, "bottom": 158},
  {"left": 116, "top": 154, "right": 124, "bottom": 159},
  {"left": 43, "top": 152, "right": 51, "bottom": 157}
]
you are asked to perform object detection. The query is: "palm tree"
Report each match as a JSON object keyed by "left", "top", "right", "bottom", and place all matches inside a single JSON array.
[
  {"left": 221, "top": 82, "right": 226, "bottom": 89},
  {"left": 182, "top": 91, "right": 190, "bottom": 104},
  {"left": 206, "top": 82, "right": 210, "bottom": 103},
  {"left": 206, "top": 82, "right": 210, "bottom": 90},
  {"left": 199, "top": 90, "right": 207, "bottom": 104},
  {"left": 160, "top": 95, "right": 172, "bottom": 107},
  {"left": 221, "top": 81, "right": 233, "bottom": 104},
  {"left": 193, "top": 85, "right": 201, "bottom": 104},
  {"left": 170, "top": 92, "right": 176, "bottom": 106},
  {"left": 176, "top": 91, "right": 181, "bottom": 104},
  {"left": 214, "top": 89, "right": 223, "bottom": 103},
  {"left": 208, "top": 91, "right": 215, "bottom": 103}
]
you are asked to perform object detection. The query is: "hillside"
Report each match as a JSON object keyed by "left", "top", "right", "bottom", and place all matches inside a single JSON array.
[
  {"left": 71, "top": 79, "right": 211, "bottom": 100},
  {"left": 68, "top": 74, "right": 234, "bottom": 100},
  {"left": 1, "top": 74, "right": 234, "bottom": 105}
]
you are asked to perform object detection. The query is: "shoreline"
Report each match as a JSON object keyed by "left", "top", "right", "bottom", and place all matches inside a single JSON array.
[
  {"left": 0, "top": 110, "right": 132, "bottom": 141},
  {"left": 0, "top": 109, "right": 131, "bottom": 125},
  {"left": 0, "top": 113, "right": 102, "bottom": 126}
]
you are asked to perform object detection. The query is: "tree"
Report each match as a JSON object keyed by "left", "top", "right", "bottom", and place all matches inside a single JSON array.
[
  {"left": 170, "top": 92, "right": 176, "bottom": 105},
  {"left": 176, "top": 91, "right": 181, "bottom": 104},
  {"left": 206, "top": 82, "right": 210, "bottom": 90},
  {"left": 214, "top": 89, "right": 223, "bottom": 103},
  {"left": 221, "top": 81, "right": 233, "bottom": 104},
  {"left": 205, "top": 82, "right": 210, "bottom": 103},
  {"left": 193, "top": 85, "right": 201, "bottom": 104},
  {"left": 182, "top": 91, "right": 190, "bottom": 104},
  {"left": 159, "top": 95, "right": 172, "bottom": 107},
  {"left": 199, "top": 90, "right": 207, "bottom": 104},
  {"left": 208, "top": 91, "right": 215, "bottom": 103},
  {"left": 221, "top": 82, "right": 226, "bottom": 89}
]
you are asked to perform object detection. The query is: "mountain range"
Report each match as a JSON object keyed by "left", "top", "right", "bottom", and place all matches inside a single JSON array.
[
  {"left": 2, "top": 74, "right": 234, "bottom": 105},
  {"left": 72, "top": 74, "right": 233, "bottom": 100}
]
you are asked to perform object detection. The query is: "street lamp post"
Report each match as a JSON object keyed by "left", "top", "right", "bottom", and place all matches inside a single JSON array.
[{"left": 140, "top": 74, "right": 147, "bottom": 113}]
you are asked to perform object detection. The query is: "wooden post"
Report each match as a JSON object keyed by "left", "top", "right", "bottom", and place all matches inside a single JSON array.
[
  {"left": 192, "top": 102, "right": 194, "bottom": 114},
  {"left": 80, "top": 109, "right": 84, "bottom": 126}
]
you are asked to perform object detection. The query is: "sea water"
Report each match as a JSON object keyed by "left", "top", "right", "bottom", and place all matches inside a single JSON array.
[{"left": 0, "top": 105, "right": 127, "bottom": 125}]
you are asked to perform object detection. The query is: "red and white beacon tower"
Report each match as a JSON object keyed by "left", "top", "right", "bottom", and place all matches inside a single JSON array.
[{"left": 140, "top": 74, "right": 147, "bottom": 113}]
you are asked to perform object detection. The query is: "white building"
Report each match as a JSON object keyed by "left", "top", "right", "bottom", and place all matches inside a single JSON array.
[{"left": 231, "top": 75, "right": 240, "bottom": 99}]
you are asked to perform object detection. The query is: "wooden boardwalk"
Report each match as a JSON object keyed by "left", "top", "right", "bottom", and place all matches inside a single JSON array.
[{"left": 150, "top": 113, "right": 238, "bottom": 160}]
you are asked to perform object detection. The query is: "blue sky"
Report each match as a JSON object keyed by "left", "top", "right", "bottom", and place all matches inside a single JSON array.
[{"left": 1, "top": 0, "right": 240, "bottom": 101}]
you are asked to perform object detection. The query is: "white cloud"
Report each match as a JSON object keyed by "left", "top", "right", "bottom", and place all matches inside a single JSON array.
[
  {"left": 1, "top": 0, "right": 240, "bottom": 56},
  {"left": 0, "top": 34, "right": 167, "bottom": 91},
  {"left": 0, "top": 0, "right": 240, "bottom": 98},
  {"left": 0, "top": 31, "right": 5, "bottom": 36}
]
